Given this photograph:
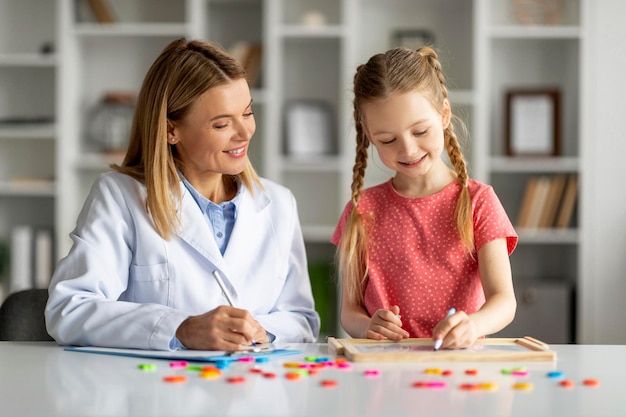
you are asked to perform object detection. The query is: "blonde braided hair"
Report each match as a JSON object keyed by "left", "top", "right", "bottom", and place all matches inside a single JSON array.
[
  {"left": 338, "top": 46, "right": 474, "bottom": 306},
  {"left": 420, "top": 48, "right": 474, "bottom": 254}
]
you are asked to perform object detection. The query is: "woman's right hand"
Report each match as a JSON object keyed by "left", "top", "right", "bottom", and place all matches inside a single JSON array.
[
  {"left": 175, "top": 305, "right": 268, "bottom": 351},
  {"left": 365, "top": 305, "right": 410, "bottom": 341}
]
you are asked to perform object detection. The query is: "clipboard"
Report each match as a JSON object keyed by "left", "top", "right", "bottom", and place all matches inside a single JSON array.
[
  {"left": 328, "top": 336, "right": 556, "bottom": 362},
  {"left": 65, "top": 345, "right": 302, "bottom": 363}
]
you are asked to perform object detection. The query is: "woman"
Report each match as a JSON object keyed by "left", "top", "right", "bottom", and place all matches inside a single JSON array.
[{"left": 45, "top": 38, "right": 320, "bottom": 351}]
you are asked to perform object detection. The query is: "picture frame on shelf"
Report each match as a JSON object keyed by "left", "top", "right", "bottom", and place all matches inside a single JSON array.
[
  {"left": 391, "top": 29, "right": 434, "bottom": 50},
  {"left": 505, "top": 89, "right": 561, "bottom": 156}
]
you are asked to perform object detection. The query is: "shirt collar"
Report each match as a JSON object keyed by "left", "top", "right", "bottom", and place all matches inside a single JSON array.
[{"left": 180, "top": 172, "right": 242, "bottom": 215}]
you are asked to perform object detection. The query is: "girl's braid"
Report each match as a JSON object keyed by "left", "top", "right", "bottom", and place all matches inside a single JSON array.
[
  {"left": 351, "top": 105, "right": 369, "bottom": 206},
  {"left": 420, "top": 48, "right": 468, "bottom": 188},
  {"left": 420, "top": 47, "right": 474, "bottom": 252}
]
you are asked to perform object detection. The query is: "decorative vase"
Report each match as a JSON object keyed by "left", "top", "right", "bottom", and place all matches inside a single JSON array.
[{"left": 86, "top": 91, "right": 135, "bottom": 153}]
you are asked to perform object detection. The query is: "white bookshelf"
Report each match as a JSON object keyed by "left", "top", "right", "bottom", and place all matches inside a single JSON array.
[
  {"left": 0, "top": 0, "right": 59, "bottom": 297},
  {"left": 56, "top": 0, "right": 189, "bottom": 262},
  {"left": 475, "top": 0, "right": 585, "bottom": 342},
  {"left": 4, "top": 0, "right": 613, "bottom": 343}
]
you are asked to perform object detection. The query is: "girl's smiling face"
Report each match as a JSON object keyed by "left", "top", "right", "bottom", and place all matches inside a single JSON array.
[
  {"left": 363, "top": 90, "right": 450, "bottom": 184},
  {"left": 170, "top": 78, "right": 255, "bottom": 180}
]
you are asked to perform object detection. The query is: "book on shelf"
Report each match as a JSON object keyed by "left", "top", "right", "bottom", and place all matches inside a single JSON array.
[
  {"left": 516, "top": 176, "right": 538, "bottom": 228},
  {"left": 228, "top": 42, "right": 263, "bottom": 88},
  {"left": 539, "top": 174, "right": 566, "bottom": 228},
  {"left": 34, "top": 229, "right": 53, "bottom": 290},
  {"left": 555, "top": 174, "right": 578, "bottom": 229},
  {"left": 85, "top": 0, "right": 116, "bottom": 23},
  {"left": 525, "top": 176, "right": 551, "bottom": 229},
  {"left": 517, "top": 177, "right": 537, "bottom": 228},
  {"left": 516, "top": 174, "right": 578, "bottom": 230},
  {"left": 9, "top": 226, "right": 53, "bottom": 294},
  {"left": 10, "top": 226, "right": 32, "bottom": 293}
]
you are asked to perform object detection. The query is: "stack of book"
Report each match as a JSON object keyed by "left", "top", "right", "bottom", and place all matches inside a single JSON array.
[
  {"left": 9, "top": 226, "right": 53, "bottom": 294},
  {"left": 516, "top": 174, "right": 578, "bottom": 229}
]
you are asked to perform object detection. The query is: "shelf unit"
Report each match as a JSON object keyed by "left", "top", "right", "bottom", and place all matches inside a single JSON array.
[
  {"left": 0, "top": 0, "right": 59, "bottom": 298},
  {"left": 56, "top": 0, "right": 189, "bottom": 265},
  {"left": 263, "top": 0, "right": 354, "bottom": 245},
  {"left": 0, "top": 0, "right": 478, "bottom": 336},
  {"left": 475, "top": 0, "right": 585, "bottom": 342},
  {"left": 1, "top": 0, "right": 600, "bottom": 342}
]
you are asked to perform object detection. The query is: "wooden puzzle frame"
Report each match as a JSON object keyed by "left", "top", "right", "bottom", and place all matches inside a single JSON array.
[{"left": 328, "top": 337, "right": 556, "bottom": 362}]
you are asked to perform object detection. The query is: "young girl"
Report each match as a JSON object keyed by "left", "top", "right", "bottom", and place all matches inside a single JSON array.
[{"left": 331, "top": 47, "right": 518, "bottom": 350}]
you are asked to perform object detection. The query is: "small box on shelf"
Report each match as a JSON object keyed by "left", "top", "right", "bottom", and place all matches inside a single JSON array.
[{"left": 283, "top": 100, "right": 335, "bottom": 157}]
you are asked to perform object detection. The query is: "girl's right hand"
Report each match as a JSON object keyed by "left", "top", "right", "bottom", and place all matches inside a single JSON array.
[{"left": 365, "top": 305, "right": 410, "bottom": 341}]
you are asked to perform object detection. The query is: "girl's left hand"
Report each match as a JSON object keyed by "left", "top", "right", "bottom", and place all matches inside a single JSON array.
[
  {"left": 365, "top": 305, "right": 410, "bottom": 341},
  {"left": 431, "top": 310, "right": 479, "bottom": 349}
]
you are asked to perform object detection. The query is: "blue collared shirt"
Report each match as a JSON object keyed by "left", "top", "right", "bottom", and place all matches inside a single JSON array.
[
  {"left": 181, "top": 175, "right": 241, "bottom": 255},
  {"left": 170, "top": 175, "right": 241, "bottom": 350}
]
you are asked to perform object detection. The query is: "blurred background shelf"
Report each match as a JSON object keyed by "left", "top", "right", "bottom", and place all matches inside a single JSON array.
[{"left": 2, "top": 0, "right": 626, "bottom": 344}]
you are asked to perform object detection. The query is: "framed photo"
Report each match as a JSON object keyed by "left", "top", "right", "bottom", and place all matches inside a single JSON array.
[
  {"left": 391, "top": 29, "right": 434, "bottom": 50},
  {"left": 505, "top": 89, "right": 561, "bottom": 156}
]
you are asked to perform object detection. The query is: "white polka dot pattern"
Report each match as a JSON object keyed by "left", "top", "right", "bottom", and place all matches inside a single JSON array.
[{"left": 332, "top": 179, "right": 517, "bottom": 337}]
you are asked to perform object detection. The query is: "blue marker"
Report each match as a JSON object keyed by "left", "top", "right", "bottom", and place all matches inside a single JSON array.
[{"left": 433, "top": 308, "right": 456, "bottom": 351}]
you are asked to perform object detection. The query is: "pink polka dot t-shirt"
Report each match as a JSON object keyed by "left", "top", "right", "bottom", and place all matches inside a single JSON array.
[{"left": 331, "top": 179, "right": 517, "bottom": 338}]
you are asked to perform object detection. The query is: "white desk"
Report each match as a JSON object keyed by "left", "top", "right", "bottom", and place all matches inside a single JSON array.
[{"left": 0, "top": 342, "right": 624, "bottom": 417}]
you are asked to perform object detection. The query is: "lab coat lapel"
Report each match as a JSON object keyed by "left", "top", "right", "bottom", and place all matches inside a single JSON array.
[
  {"left": 176, "top": 183, "right": 224, "bottom": 268},
  {"left": 222, "top": 186, "right": 272, "bottom": 284},
  {"left": 225, "top": 188, "right": 269, "bottom": 256}
]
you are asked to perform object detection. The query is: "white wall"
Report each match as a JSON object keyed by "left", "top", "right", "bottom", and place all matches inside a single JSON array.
[{"left": 579, "top": 0, "right": 626, "bottom": 343}]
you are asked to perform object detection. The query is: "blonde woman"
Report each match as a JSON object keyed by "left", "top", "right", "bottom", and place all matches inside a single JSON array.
[{"left": 46, "top": 38, "right": 319, "bottom": 351}]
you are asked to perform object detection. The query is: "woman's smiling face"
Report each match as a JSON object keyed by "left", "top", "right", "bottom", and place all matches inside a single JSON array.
[
  {"left": 170, "top": 78, "right": 255, "bottom": 179},
  {"left": 363, "top": 90, "right": 450, "bottom": 182}
]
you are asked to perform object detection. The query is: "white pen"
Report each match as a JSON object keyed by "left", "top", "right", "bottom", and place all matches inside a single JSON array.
[
  {"left": 212, "top": 270, "right": 258, "bottom": 349},
  {"left": 433, "top": 307, "right": 456, "bottom": 351},
  {"left": 212, "top": 270, "right": 236, "bottom": 307}
]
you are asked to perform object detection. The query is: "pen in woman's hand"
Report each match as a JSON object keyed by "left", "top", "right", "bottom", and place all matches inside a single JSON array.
[
  {"left": 212, "top": 270, "right": 236, "bottom": 307},
  {"left": 212, "top": 270, "right": 257, "bottom": 348}
]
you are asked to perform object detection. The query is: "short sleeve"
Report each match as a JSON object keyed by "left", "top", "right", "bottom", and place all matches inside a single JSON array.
[
  {"left": 330, "top": 201, "right": 353, "bottom": 246},
  {"left": 472, "top": 185, "right": 518, "bottom": 255}
]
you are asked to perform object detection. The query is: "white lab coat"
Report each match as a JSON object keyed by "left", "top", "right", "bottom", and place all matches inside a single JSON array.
[{"left": 45, "top": 171, "right": 320, "bottom": 350}]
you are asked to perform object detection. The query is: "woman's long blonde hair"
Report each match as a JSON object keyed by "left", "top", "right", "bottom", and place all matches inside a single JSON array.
[
  {"left": 338, "top": 47, "right": 473, "bottom": 305},
  {"left": 113, "top": 38, "right": 261, "bottom": 239}
]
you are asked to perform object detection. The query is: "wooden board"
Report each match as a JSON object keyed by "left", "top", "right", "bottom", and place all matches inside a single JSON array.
[{"left": 328, "top": 336, "right": 556, "bottom": 362}]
